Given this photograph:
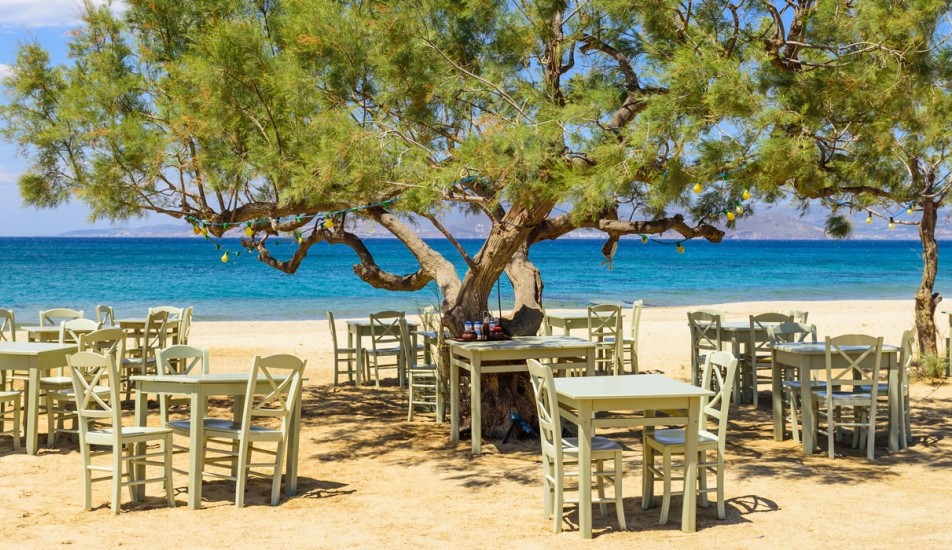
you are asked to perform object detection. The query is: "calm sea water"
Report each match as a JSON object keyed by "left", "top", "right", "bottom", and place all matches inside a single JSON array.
[{"left": 0, "top": 237, "right": 943, "bottom": 321}]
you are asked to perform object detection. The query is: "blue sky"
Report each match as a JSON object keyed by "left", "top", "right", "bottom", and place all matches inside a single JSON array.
[{"left": 0, "top": 0, "right": 159, "bottom": 235}]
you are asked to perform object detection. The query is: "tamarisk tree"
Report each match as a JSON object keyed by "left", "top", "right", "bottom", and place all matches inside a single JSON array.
[
  {"left": 2, "top": 1, "right": 761, "bottom": 434},
  {"left": 749, "top": 0, "right": 952, "bottom": 355}
]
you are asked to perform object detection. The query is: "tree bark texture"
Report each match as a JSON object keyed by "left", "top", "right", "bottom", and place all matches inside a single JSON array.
[{"left": 914, "top": 199, "right": 940, "bottom": 355}]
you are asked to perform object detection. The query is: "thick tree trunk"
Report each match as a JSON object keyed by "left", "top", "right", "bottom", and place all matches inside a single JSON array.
[
  {"left": 438, "top": 243, "right": 547, "bottom": 440},
  {"left": 914, "top": 199, "right": 940, "bottom": 355}
]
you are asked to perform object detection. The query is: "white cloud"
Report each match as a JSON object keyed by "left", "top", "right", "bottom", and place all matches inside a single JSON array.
[
  {"left": 0, "top": 63, "right": 13, "bottom": 79},
  {"left": 0, "top": 0, "right": 124, "bottom": 29}
]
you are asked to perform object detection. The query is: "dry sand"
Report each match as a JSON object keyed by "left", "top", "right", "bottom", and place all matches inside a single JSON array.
[{"left": 1, "top": 300, "right": 951, "bottom": 548}]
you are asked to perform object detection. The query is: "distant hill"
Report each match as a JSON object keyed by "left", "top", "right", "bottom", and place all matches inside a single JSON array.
[{"left": 58, "top": 208, "right": 931, "bottom": 240}]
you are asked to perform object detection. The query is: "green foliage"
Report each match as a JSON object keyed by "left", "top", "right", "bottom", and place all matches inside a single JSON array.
[{"left": 912, "top": 352, "right": 947, "bottom": 385}]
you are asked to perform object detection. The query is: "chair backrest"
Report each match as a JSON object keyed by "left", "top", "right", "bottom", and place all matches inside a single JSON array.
[
  {"left": 587, "top": 304, "right": 622, "bottom": 342},
  {"left": 369, "top": 310, "right": 404, "bottom": 352},
  {"left": 780, "top": 310, "right": 809, "bottom": 323},
  {"left": 240, "top": 354, "right": 306, "bottom": 436},
  {"left": 95, "top": 305, "right": 115, "bottom": 327},
  {"left": 699, "top": 351, "right": 739, "bottom": 452},
  {"left": 399, "top": 318, "right": 416, "bottom": 368},
  {"left": 149, "top": 305, "right": 183, "bottom": 320},
  {"left": 823, "top": 334, "right": 884, "bottom": 398},
  {"left": 688, "top": 310, "right": 722, "bottom": 353},
  {"left": 124, "top": 310, "right": 170, "bottom": 364},
  {"left": 155, "top": 345, "right": 209, "bottom": 375},
  {"left": 67, "top": 351, "right": 122, "bottom": 442},
  {"left": 177, "top": 306, "right": 193, "bottom": 345},
  {"left": 527, "top": 359, "right": 563, "bottom": 469},
  {"left": 327, "top": 311, "right": 342, "bottom": 349},
  {"left": 539, "top": 303, "right": 552, "bottom": 336},
  {"left": 899, "top": 328, "right": 914, "bottom": 387},
  {"left": 629, "top": 300, "right": 644, "bottom": 343},
  {"left": 39, "top": 308, "right": 84, "bottom": 327},
  {"left": 0, "top": 309, "right": 14, "bottom": 342},
  {"left": 78, "top": 328, "right": 125, "bottom": 362},
  {"left": 748, "top": 313, "right": 793, "bottom": 362},
  {"left": 767, "top": 322, "right": 817, "bottom": 345},
  {"left": 59, "top": 318, "right": 101, "bottom": 344}
]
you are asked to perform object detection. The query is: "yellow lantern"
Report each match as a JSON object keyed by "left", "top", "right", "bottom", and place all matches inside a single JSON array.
[
  {"left": 735, "top": 205, "right": 743, "bottom": 215},
  {"left": 192, "top": 225, "right": 200, "bottom": 235},
  {"left": 692, "top": 183, "right": 702, "bottom": 194},
  {"left": 220, "top": 252, "right": 229, "bottom": 263},
  {"left": 865, "top": 215, "right": 872, "bottom": 224},
  {"left": 245, "top": 226, "right": 254, "bottom": 237},
  {"left": 742, "top": 189, "right": 751, "bottom": 200},
  {"left": 726, "top": 211, "right": 735, "bottom": 221},
  {"left": 676, "top": 243, "right": 685, "bottom": 254}
]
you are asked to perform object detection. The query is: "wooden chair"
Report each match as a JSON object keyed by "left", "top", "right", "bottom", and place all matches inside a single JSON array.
[
  {"left": 526, "top": 358, "right": 626, "bottom": 533},
  {"left": 744, "top": 313, "right": 793, "bottom": 406},
  {"left": 149, "top": 306, "right": 183, "bottom": 344},
  {"left": 38, "top": 308, "right": 84, "bottom": 327},
  {"left": 67, "top": 351, "right": 175, "bottom": 514},
  {"left": 780, "top": 310, "right": 809, "bottom": 324},
  {"left": 0, "top": 308, "right": 15, "bottom": 391},
  {"left": 766, "top": 322, "right": 818, "bottom": 444},
  {"left": 170, "top": 354, "right": 306, "bottom": 507},
  {"left": 364, "top": 310, "right": 406, "bottom": 388},
  {"left": 405, "top": 319, "right": 440, "bottom": 422},
  {"left": 687, "top": 310, "right": 723, "bottom": 386},
  {"left": 0, "top": 388, "right": 20, "bottom": 451},
  {"left": 327, "top": 311, "right": 359, "bottom": 385},
  {"left": 643, "top": 351, "right": 738, "bottom": 525},
  {"left": 587, "top": 304, "right": 624, "bottom": 375},
  {"left": 859, "top": 329, "right": 913, "bottom": 450},
  {"left": 617, "top": 300, "right": 643, "bottom": 374},
  {"left": 154, "top": 345, "right": 209, "bottom": 426},
  {"left": 176, "top": 307, "right": 193, "bottom": 345},
  {"left": 120, "top": 310, "right": 169, "bottom": 400},
  {"left": 96, "top": 305, "right": 115, "bottom": 327},
  {"left": 45, "top": 327, "right": 122, "bottom": 447},
  {"left": 813, "top": 335, "right": 884, "bottom": 460}
]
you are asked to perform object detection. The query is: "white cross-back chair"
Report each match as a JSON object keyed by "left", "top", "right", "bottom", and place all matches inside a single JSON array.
[
  {"left": 687, "top": 310, "right": 723, "bottom": 386},
  {"left": 328, "top": 311, "right": 359, "bottom": 385},
  {"left": 643, "top": 351, "right": 738, "bottom": 525},
  {"left": 364, "top": 311, "right": 406, "bottom": 388},
  {"left": 744, "top": 313, "right": 793, "bottom": 406},
  {"left": 813, "top": 335, "right": 884, "bottom": 460},
  {"left": 39, "top": 308, "right": 84, "bottom": 327},
  {"left": 95, "top": 305, "right": 115, "bottom": 327},
  {"left": 0, "top": 310, "right": 20, "bottom": 448},
  {"left": 405, "top": 319, "right": 441, "bottom": 422},
  {"left": 767, "top": 322, "right": 818, "bottom": 444},
  {"left": 526, "top": 358, "right": 626, "bottom": 534},
  {"left": 587, "top": 304, "right": 624, "bottom": 375},
  {"left": 68, "top": 351, "right": 175, "bottom": 514},
  {"left": 170, "top": 354, "right": 305, "bottom": 507}
]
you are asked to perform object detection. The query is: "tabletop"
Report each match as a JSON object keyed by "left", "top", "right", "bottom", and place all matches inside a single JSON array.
[
  {"left": 555, "top": 374, "right": 712, "bottom": 400},
  {"left": 773, "top": 342, "right": 900, "bottom": 354},
  {"left": 0, "top": 342, "right": 77, "bottom": 355},
  {"left": 449, "top": 335, "right": 594, "bottom": 351}
]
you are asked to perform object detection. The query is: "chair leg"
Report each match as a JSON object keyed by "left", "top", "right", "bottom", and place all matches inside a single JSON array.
[
  {"left": 787, "top": 390, "right": 801, "bottom": 444},
  {"left": 659, "top": 449, "right": 672, "bottom": 525},
  {"left": 235, "top": 439, "right": 250, "bottom": 508},
  {"left": 595, "top": 458, "right": 607, "bottom": 517},
  {"left": 613, "top": 453, "right": 626, "bottom": 530},
  {"left": 13, "top": 398, "right": 21, "bottom": 451},
  {"left": 553, "top": 471, "right": 563, "bottom": 533},
  {"left": 716, "top": 450, "right": 726, "bottom": 519},
  {"left": 112, "top": 447, "right": 123, "bottom": 514},
  {"left": 271, "top": 442, "right": 286, "bottom": 506},
  {"left": 162, "top": 435, "right": 175, "bottom": 508},
  {"left": 866, "top": 408, "right": 876, "bottom": 460},
  {"left": 82, "top": 447, "right": 93, "bottom": 511},
  {"left": 698, "top": 450, "right": 709, "bottom": 508},
  {"left": 407, "top": 374, "right": 415, "bottom": 422}
]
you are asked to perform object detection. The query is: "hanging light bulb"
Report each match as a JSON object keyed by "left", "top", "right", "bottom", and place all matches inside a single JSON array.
[
  {"left": 742, "top": 189, "right": 751, "bottom": 200},
  {"left": 888, "top": 218, "right": 895, "bottom": 230},
  {"left": 220, "top": 251, "right": 229, "bottom": 263},
  {"left": 324, "top": 218, "right": 335, "bottom": 230},
  {"left": 726, "top": 211, "right": 736, "bottom": 221},
  {"left": 677, "top": 243, "right": 685, "bottom": 254},
  {"left": 192, "top": 224, "right": 201, "bottom": 235},
  {"left": 907, "top": 206, "right": 914, "bottom": 215},
  {"left": 735, "top": 205, "right": 744, "bottom": 215},
  {"left": 693, "top": 183, "right": 702, "bottom": 194},
  {"left": 865, "top": 214, "right": 872, "bottom": 224},
  {"left": 200, "top": 226, "right": 208, "bottom": 237},
  {"left": 641, "top": 235, "right": 648, "bottom": 244}
]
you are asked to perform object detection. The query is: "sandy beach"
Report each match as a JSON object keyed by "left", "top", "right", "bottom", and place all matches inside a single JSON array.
[{"left": 1, "top": 299, "right": 951, "bottom": 548}]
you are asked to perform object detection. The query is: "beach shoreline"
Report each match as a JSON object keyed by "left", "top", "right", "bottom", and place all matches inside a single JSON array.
[{"left": 2, "top": 298, "right": 950, "bottom": 548}]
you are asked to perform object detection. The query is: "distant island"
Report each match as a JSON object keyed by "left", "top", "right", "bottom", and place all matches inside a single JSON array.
[{"left": 56, "top": 209, "right": 932, "bottom": 240}]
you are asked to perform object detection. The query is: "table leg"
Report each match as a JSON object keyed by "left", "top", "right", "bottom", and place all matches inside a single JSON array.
[
  {"left": 450, "top": 359, "right": 459, "bottom": 443},
  {"left": 470, "top": 358, "right": 482, "bottom": 455},
  {"left": 585, "top": 348, "right": 595, "bottom": 376},
  {"left": 887, "top": 355, "right": 900, "bottom": 452},
  {"left": 187, "top": 391, "right": 209, "bottom": 509},
  {"left": 26, "top": 364, "right": 40, "bottom": 455},
  {"left": 577, "top": 400, "right": 593, "bottom": 539},
  {"left": 352, "top": 327, "right": 365, "bottom": 384},
  {"left": 285, "top": 382, "right": 302, "bottom": 496},
  {"left": 800, "top": 364, "right": 815, "bottom": 454},
  {"left": 771, "top": 350, "right": 784, "bottom": 441},
  {"left": 681, "top": 397, "right": 700, "bottom": 533}
]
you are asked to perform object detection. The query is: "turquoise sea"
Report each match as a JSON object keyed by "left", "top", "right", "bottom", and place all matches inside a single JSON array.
[{"left": 0, "top": 237, "right": 944, "bottom": 321}]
